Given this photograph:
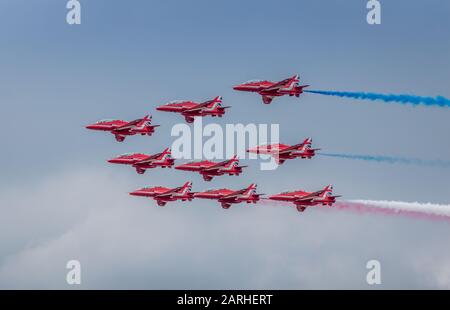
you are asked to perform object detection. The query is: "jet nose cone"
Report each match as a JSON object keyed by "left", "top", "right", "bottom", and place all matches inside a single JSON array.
[
  {"left": 129, "top": 191, "right": 139, "bottom": 196},
  {"left": 85, "top": 124, "right": 95, "bottom": 129},
  {"left": 107, "top": 158, "right": 118, "bottom": 163}
]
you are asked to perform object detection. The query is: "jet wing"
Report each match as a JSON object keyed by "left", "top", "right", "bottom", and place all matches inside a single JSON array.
[
  {"left": 293, "top": 197, "right": 313, "bottom": 204},
  {"left": 221, "top": 188, "right": 246, "bottom": 200},
  {"left": 201, "top": 160, "right": 229, "bottom": 172},
  {"left": 183, "top": 101, "right": 213, "bottom": 113},
  {"left": 154, "top": 186, "right": 183, "bottom": 199},
  {"left": 195, "top": 189, "right": 233, "bottom": 199},
  {"left": 154, "top": 193, "right": 173, "bottom": 199},
  {"left": 114, "top": 118, "right": 141, "bottom": 131},
  {"left": 293, "top": 190, "right": 324, "bottom": 203},
  {"left": 278, "top": 143, "right": 304, "bottom": 155},
  {"left": 261, "top": 78, "right": 290, "bottom": 92},
  {"left": 154, "top": 192, "right": 175, "bottom": 199},
  {"left": 135, "top": 153, "right": 161, "bottom": 165}
]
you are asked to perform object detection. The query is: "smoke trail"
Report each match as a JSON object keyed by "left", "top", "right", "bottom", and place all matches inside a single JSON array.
[
  {"left": 318, "top": 152, "right": 450, "bottom": 167},
  {"left": 305, "top": 90, "right": 450, "bottom": 108},
  {"left": 260, "top": 199, "right": 450, "bottom": 222},
  {"left": 339, "top": 200, "right": 450, "bottom": 221}
]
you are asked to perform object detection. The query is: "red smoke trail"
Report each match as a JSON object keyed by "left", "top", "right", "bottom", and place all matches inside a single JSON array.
[{"left": 258, "top": 199, "right": 450, "bottom": 222}]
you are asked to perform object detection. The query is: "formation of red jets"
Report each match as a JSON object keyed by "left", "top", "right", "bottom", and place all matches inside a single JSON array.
[{"left": 86, "top": 75, "right": 340, "bottom": 212}]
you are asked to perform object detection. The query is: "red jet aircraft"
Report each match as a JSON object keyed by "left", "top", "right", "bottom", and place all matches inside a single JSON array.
[
  {"left": 86, "top": 115, "right": 158, "bottom": 142},
  {"left": 194, "top": 184, "right": 262, "bottom": 209},
  {"left": 129, "top": 181, "right": 193, "bottom": 207},
  {"left": 175, "top": 155, "right": 246, "bottom": 181},
  {"left": 156, "top": 96, "right": 230, "bottom": 123},
  {"left": 233, "top": 74, "right": 309, "bottom": 104},
  {"left": 268, "top": 185, "right": 340, "bottom": 212},
  {"left": 108, "top": 148, "right": 174, "bottom": 174},
  {"left": 247, "top": 138, "right": 319, "bottom": 164}
]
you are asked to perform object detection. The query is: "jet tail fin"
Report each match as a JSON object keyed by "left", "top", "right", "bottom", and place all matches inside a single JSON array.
[
  {"left": 294, "top": 137, "right": 312, "bottom": 151},
  {"left": 243, "top": 183, "right": 257, "bottom": 197},
  {"left": 180, "top": 181, "right": 193, "bottom": 194},
  {"left": 224, "top": 155, "right": 239, "bottom": 168},
  {"left": 136, "top": 114, "right": 152, "bottom": 127},
  {"left": 320, "top": 185, "right": 334, "bottom": 198},
  {"left": 158, "top": 147, "right": 172, "bottom": 160}
]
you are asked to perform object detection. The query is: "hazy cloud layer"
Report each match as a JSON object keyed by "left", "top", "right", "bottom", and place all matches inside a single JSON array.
[{"left": 0, "top": 168, "right": 449, "bottom": 289}]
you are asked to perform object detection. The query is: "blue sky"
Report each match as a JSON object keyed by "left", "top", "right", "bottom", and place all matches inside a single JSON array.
[{"left": 0, "top": 0, "right": 450, "bottom": 288}]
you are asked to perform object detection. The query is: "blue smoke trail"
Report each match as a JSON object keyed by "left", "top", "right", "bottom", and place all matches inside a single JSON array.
[
  {"left": 305, "top": 90, "right": 450, "bottom": 108},
  {"left": 318, "top": 153, "right": 450, "bottom": 167}
]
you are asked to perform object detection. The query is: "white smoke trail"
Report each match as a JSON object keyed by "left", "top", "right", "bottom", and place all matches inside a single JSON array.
[
  {"left": 260, "top": 199, "right": 450, "bottom": 221},
  {"left": 348, "top": 200, "right": 450, "bottom": 218}
]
